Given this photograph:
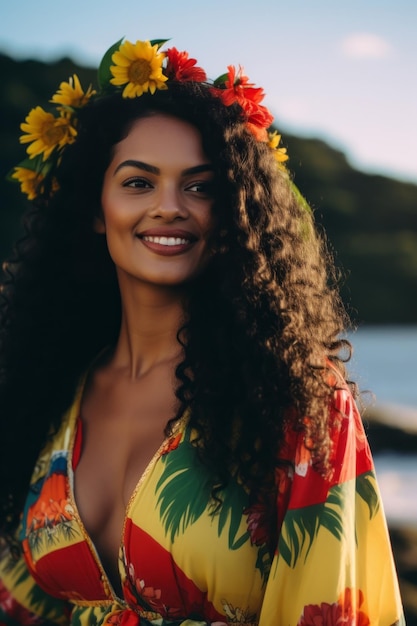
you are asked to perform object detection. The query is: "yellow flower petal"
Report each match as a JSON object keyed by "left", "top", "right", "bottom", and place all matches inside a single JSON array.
[
  {"left": 122, "top": 83, "right": 138, "bottom": 98},
  {"left": 51, "top": 74, "right": 96, "bottom": 107},
  {"left": 12, "top": 167, "right": 44, "bottom": 200},
  {"left": 120, "top": 40, "right": 138, "bottom": 60},
  {"left": 111, "top": 52, "right": 132, "bottom": 67},
  {"left": 19, "top": 107, "right": 77, "bottom": 160},
  {"left": 268, "top": 131, "right": 289, "bottom": 168}
]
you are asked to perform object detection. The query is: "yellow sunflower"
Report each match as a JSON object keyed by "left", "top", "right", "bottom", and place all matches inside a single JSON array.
[
  {"left": 110, "top": 40, "right": 168, "bottom": 98},
  {"left": 268, "top": 131, "right": 289, "bottom": 168},
  {"left": 50, "top": 74, "right": 96, "bottom": 107},
  {"left": 20, "top": 107, "right": 77, "bottom": 160},
  {"left": 11, "top": 167, "right": 44, "bottom": 200}
]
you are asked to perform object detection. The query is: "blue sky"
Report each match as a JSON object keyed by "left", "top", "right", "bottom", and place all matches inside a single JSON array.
[{"left": 2, "top": 0, "right": 416, "bottom": 183}]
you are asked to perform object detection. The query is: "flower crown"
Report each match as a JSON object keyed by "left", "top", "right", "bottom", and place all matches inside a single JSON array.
[{"left": 11, "top": 38, "right": 289, "bottom": 201}]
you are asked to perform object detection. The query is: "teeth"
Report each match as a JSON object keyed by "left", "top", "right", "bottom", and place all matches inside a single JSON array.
[{"left": 143, "top": 236, "right": 189, "bottom": 246}]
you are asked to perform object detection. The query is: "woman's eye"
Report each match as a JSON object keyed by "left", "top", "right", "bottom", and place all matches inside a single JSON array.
[
  {"left": 123, "top": 178, "right": 153, "bottom": 189},
  {"left": 185, "top": 181, "right": 213, "bottom": 195}
]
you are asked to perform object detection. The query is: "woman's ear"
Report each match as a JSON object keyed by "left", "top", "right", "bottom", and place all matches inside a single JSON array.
[{"left": 93, "top": 215, "right": 106, "bottom": 234}]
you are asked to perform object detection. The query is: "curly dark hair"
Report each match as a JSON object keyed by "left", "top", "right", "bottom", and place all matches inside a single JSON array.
[{"left": 0, "top": 81, "right": 351, "bottom": 537}]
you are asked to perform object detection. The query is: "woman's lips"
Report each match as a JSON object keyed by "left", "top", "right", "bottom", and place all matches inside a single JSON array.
[{"left": 137, "top": 230, "right": 197, "bottom": 256}]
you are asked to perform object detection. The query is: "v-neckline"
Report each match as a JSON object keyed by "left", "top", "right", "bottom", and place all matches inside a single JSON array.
[{"left": 65, "top": 374, "right": 185, "bottom": 600}]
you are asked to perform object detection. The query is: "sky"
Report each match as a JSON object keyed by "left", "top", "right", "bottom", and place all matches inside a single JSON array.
[{"left": 1, "top": 0, "right": 416, "bottom": 184}]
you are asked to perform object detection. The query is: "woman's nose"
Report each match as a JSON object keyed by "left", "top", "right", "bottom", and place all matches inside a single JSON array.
[{"left": 153, "top": 185, "right": 188, "bottom": 221}]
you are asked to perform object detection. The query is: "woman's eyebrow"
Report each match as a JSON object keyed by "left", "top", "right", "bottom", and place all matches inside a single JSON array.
[
  {"left": 113, "top": 160, "right": 160, "bottom": 175},
  {"left": 113, "top": 161, "right": 213, "bottom": 177},
  {"left": 182, "top": 164, "right": 213, "bottom": 176}
]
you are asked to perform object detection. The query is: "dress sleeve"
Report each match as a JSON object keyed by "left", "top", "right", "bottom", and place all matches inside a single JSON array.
[
  {"left": 0, "top": 539, "right": 70, "bottom": 625},
  {"left": 259, "top": 386, "right": 405, "bottom": 626}
]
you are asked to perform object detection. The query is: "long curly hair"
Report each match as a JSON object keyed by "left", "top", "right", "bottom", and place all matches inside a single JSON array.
[{"left": 0, "top": 81, "right": 351, "bottom": 537}]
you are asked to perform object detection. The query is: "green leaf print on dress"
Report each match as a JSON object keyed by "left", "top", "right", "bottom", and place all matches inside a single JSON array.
[
  {"left": 155, "top": 431, "right": 249, "bottom": 551},
  {"left": 356, "top": 471, "right": 380, "bottom": 519},
  {"left": 279, "top": 471, "right": 380, "bottom": 569},
  {"left": 278, "top": 483, "right": 347, "bottom": 568}
]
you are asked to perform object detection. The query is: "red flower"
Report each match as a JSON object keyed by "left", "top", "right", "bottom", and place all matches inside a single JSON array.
[
  {"left": 298, "top": 600, "right": 344, "bottom": 625},
  {"left": 244, "top": 487, "right": 278, "bottom": 553},
  {"left": 297, "top": 588, "right": 370, "bottom": 626},
  {"left": 104, "top": 608, "right": 140, "bottom": 626},
  {"left": 165, "top": 47, "right": 207, "bottom": 82},
  {"left": 214, "top": 65, "right": 274, "bottom": 140},
  {"left": 340, "top": 589, "right": 370, "bottom": 626},
  {"left": 122, "top": 576, "right": 139, "bottom": 607},
  {"left": 244, "top": 501, "right": 272, "bottom": 547}
]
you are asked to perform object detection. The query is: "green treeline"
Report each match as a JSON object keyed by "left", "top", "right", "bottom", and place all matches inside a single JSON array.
[{"left": 1, "top": 52, "right": 416, "bottom": 324}]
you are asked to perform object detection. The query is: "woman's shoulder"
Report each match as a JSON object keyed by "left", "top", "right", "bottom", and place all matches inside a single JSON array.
[
  {"left": 29, "top": 377, "right": 85, "bottom": 487},
  {"left": 279, "top": 359, "right": 369, "bottom": 474}
]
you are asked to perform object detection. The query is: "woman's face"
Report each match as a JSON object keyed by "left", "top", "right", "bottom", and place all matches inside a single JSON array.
[{"left": 99, "top": 113, "right": 215, "bottom": 289}]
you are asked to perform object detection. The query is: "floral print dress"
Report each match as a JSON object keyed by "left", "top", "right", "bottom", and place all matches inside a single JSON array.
[{"left": 0, "top": 375, "right": 404, "bottom": 626}]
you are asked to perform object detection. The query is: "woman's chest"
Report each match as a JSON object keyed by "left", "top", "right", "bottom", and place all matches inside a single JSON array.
[
  {"left": 22, "top": 423, "right": 274, "bottom": 622},
  {"left": 73, "top": 370, "right": 179, "bottom": 587},
  {"left": 77, "top": 368, "right": 178, "bottom": 513},
  {"left": 74, "top": 409, "right": 171, "bottom": 592}
]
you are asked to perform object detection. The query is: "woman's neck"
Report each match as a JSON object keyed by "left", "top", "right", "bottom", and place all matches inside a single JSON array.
[{"left": 111, "top": 277, "right": 186, "bottom": 380}]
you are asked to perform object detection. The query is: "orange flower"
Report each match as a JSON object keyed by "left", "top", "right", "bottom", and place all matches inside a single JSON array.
[
  {"left": 165, "top": 47, "right": 207, "bottom": 82},
  {"left": 29, "top": 497, "right": 73, "bottom": 530},
  {"left": 45, "top": 498, "right": 74, "bottom": 524},
  {"left": 215, "top": 65, "right": 274, "bottom": 139}
]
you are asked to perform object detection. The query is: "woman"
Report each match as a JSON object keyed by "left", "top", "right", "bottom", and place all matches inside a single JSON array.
[{"left": 0, "top": 38, "right": 404, "bottom": 625}]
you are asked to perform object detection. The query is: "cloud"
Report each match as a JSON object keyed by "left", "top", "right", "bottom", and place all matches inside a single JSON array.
[{"left": 341, "top": 33, "right": 393, "bottom": 59}]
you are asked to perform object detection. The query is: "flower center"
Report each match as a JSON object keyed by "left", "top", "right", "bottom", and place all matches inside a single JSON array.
[
  {"left": 43, "top": 121, "right": 66, "bottom": 146},
  {"left": 128, "top": 59, "right": 152, "bottom": 84}
]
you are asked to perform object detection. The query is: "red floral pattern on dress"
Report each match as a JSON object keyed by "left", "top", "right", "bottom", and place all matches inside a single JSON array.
[
  {"left": 26, "top": 472, "right": 74, "bottom": 532},
  {"left": 29, "top": 498, "right": 74, "bottom": 531},
  {"left": 297, "top": 588, "right": 370, "bottom": 626},
  {"left": 124, "top": 561, "right": 182, "bottom": 619},
  {"left": 165, "top": 47, "right": 207, "bottom": 82},
  {"left": 104, "top": 608, "right": 140, "bottom": 626},
  {"left": 244, "top": 489, "right": 278, "bottom": 554},
  {"left": 123, "top": 523, "right": 225, "bottom": 623},
  {"left": 160, "top": 432, "right": 182, "bottom": 456},
  {"left": 245, "top": 500, "right": 271, "bottom": 547}
]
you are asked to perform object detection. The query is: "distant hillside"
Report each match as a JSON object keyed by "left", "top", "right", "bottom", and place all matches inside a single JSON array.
[
  {"left": 1, "top": 52, "right": 417, "bottom": 323},
  {"left": 284, "top": 133, "right": 417, "bottom": 324}
]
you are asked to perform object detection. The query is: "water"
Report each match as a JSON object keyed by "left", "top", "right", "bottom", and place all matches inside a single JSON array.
[
  {"left": 347, "top": 326, "right": 417, "bottom": 525},
  {"left": 373, "top": 454, "right": 417, "bottom": 525},
  {"left": 348, "top": 325, "right": 417, "bottom": 412}
]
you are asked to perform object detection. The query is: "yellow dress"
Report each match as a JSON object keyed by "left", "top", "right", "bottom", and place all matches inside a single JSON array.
[{"left": 0, "top": 377, "right": 404, "bottom": 625}]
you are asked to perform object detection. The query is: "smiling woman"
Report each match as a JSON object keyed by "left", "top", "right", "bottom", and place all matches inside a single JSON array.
[
  {"left": 0, "top": 38, "right": 404, "bottom": 626},
  {"left": 97, "top": 114, "right": 215, "bottom": 288}
]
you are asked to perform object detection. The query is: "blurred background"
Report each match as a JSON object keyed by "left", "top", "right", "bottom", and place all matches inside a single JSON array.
[{"left": 1, "top": 0, "right": 416, "bottom": 620}]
